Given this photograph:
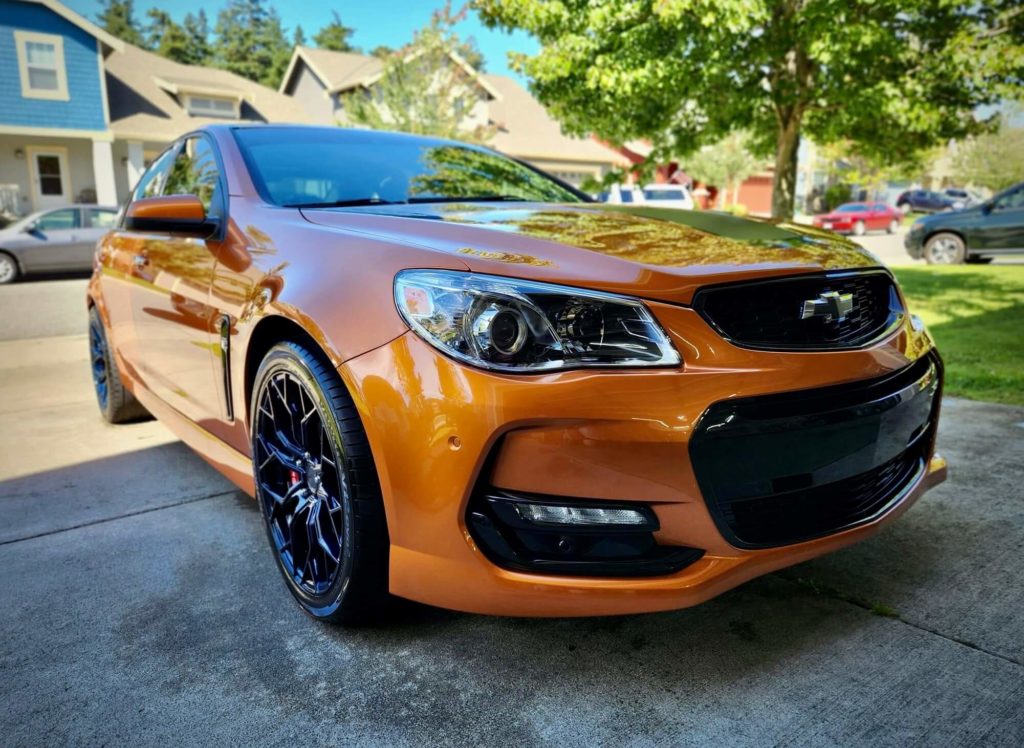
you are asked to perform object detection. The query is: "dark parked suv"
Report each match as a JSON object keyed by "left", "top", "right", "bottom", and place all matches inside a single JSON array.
[
  {"left": 905, "top": 181, "right": 1024, "bottom": 263},
  {"left": 896, "top": 189, "right": 962, "bottom": 214}
]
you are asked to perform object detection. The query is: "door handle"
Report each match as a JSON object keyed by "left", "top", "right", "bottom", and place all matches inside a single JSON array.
[{"left": 133, "top": 254, "right": 149, "bottom": 269}]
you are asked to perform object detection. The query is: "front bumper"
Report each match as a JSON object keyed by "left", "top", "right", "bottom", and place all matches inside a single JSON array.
[
  {"left": 339, "top": 299, "right": 945, "bottom": 617},
  {"left": 905, "top": 227, "right": 926, "bottom": 258}
]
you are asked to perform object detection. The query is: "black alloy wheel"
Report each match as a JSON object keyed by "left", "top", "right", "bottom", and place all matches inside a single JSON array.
[{"left": 251, "top": 342, "right": 389, "bottom": 624}]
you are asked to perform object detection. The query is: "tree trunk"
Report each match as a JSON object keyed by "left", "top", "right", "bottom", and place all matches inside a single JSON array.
[{"left": 771, "top": 111, "right": 802, "bottom": 220}]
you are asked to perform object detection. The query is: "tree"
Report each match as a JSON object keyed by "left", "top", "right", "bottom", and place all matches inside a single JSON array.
[
  {"left": 477, "top": 0, "right": 1021, "bottom": 219},
  {"left": 369, "top": 45, "right": 395, "bottom": 59},
  {"left": 213, "top": 0, "right": 292, "bottom": 88},
  {"left": 97, "top": 0, "right": 145, "bottom": 47},
  {"left": 682, "top": 132, "right": 762, "bottom": 209},
  {"left": 183, "top": 11, "right": 213, "bottom": 66},
  {"left": 953, "top": 116, "right": 1024, "bottom": 192},
  {"left": 342, "top": 4, "right": 493, "bottom": 142},
  {"left": 145, "top": 10, "right": 190, "bottom": 63},
  {"left": 293, "top": 25, "right": 307, "bottom": 49},
  {"left": 313, "top": 11, "right": 357, "bottom": 52}
]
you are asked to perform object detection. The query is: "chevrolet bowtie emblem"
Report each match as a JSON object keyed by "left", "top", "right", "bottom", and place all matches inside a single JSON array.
[{"left": 800, "top": 290, "right": 854, "bottom": 323}]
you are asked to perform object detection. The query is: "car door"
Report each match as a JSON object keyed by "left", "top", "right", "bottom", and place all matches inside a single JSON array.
[
  {"left": 78, "top": 208, "right": 120, "bottom": 269},
  {"left": 98, "top": 146, "right": 178, "bottom": 373},
  {"left": 870, "top": 203, "right": 889, "bottom": 230},
  {"left": 16, "top": 207, "right": 85, "bottom": 272},
  {"left": 127, "top": 134, "right": 226, "bottom": 424},
  {"left": 975, "top": 185, "right": 1024, "bottom": 252}
]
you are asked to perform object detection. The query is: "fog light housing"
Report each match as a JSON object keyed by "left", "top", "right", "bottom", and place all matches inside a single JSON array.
[
  {"left": 467, "top": 491, "right": 703, "bottom": 577},
  {"left": 512, "top": 501, "right": 652, "bottom": 529}
]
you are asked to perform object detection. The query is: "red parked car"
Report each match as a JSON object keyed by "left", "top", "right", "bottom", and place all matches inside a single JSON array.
[{"left": 812, "top": 202, "right": 902, "bottom": 236}]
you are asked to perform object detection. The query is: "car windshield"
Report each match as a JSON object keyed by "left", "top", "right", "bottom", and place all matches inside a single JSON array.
[
  {"left": 836, "top": 203, "right": 867, "bottom": 212},
  {"left": 233, "top": 127, "right": 585, "bottom": 208}
]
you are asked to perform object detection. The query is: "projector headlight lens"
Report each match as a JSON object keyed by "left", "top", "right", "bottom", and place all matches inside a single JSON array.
[{"left": 395, "top": 270, "right": 680, "bottom": 372}]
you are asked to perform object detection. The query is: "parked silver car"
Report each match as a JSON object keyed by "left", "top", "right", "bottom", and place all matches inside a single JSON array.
[{"left": 0, "top": 205, "right": 119, "bottom": 284}]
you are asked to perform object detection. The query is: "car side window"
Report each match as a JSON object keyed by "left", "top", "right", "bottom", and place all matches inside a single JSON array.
[
  {"left": 993, "top": 187, "right": 1024, "bottom": 212},
  {"left": 87, "top": 208, "right": 118, "bottom": 228},
  {"left": 35, "top": 208, "right": 81, "bottom": 231},
  {"left": 163, "top": 136, "right": 222, "bottom": 215},
  {"left": 132, "top": 146, "right": 179, "bottom": 203}
]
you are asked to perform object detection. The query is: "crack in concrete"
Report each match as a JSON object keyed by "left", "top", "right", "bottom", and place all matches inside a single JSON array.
[
  {"left": 0, "top": 490, "right": 237, "bottom": 547},
  {"left": 771, "top": 572, "right": 1024, "bottom": 669}
]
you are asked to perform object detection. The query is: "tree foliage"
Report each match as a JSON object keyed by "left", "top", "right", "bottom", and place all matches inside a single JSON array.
[
  {"left": 144, "top": 10, "right": 206, "bottom": 65},
  {"left": 953, "top": 115, "right": 1024, "bottom": 192},
  {"left": 476, "top": 0, "right": 1022, "bottom": 219},
  {"left": 313, "top": 11, "right": 358, "bottom": 52},
  {"left": 213, "top": 0, "right": 292, "bottom": 88},
  {"left": 97, "top": 0, "right": 145, "bottom": 47},
  {"left": 343, "top": 4, "right": 494, "bottom": 142},
  {"left": 682, "top": 132, "right": 762, "bottom": 208}
]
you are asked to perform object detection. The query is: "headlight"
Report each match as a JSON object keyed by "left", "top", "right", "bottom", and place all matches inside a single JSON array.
[{"left": 394, "top": 269, "right": 681, "bottom": 372}]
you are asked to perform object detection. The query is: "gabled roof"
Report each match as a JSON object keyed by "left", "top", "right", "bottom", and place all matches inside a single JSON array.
[
  {"left": 26, "top": 0, "right": 124, "bottom": 55},
  {"left": 105, "top": 44, "right": 313, "bottom": 142},
  {"left": 280, "top": 47, "right": 383, "bottom": 94},
  {"left": 279, "top": 46, "right": 502, "bottom": 100},
  {"left": 483, "top": 74, "right": 627, "bottom": 166}
]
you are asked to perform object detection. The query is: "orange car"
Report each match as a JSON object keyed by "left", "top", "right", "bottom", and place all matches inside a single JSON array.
[{"left": 87, "top": 125, "right": 947, "bottom": 623}]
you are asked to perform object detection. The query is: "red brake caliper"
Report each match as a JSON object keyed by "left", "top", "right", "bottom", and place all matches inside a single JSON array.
[{"left": 289, "top": 469, "right": 301, "bottom": 486}]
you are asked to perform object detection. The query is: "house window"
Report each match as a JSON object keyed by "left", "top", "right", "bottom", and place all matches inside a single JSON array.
[
  {"left": 14, "top": 31, "right": 69, "bottom": 101},
  {"left": 185, "top": 96, "right": 238, "bottom": 118}
]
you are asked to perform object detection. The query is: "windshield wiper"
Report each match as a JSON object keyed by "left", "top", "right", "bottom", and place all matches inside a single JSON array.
[
  {"left": 285, "top": 198, "right": 408, "bottom": 209},
  {"left": 407, "top": 195, "right": 531, "bottom": 204}
]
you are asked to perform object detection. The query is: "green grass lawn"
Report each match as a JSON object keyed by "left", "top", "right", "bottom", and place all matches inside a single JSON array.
[{"left": 894, "top": 266, "right": 1024, "bottom": 406}]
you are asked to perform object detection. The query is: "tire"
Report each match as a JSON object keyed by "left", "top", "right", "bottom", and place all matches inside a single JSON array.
[
  {"left": 923, "top": 232, "right": 966, "bottom": 265},
  {"left": 0, "top": 252, "right": 18, "bottom": 284},
  {"left": 251, "top": 342, "right": 390, "bottom": 625},
  {"left": 853, "top": 220, "right": 866, "bottom": 236},
  {"left": 88, "top": 306, "right": 151, "bottom": 423},
  {"left": 887, "top": 219, "right": 900, "bottom": 234},
  {"left": 897, "top": 203, "right": 911, "bottom": 214}
]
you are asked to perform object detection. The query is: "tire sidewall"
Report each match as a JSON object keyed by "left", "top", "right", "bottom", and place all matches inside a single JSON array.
[{"left": 250, "top": 344, "right": 357, "bottom": 619}]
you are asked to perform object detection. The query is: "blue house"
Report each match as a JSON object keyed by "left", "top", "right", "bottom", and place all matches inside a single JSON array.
[
  {"left": 0, "top": 0, "right": 318, "bottom": 221},
  {"left": 0, "top": 0, "right": 123, "bottom": 218}
]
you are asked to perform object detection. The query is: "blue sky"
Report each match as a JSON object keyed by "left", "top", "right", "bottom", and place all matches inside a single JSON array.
[{"left": 64, "top": 1, "right": 539, "bottom": 80}]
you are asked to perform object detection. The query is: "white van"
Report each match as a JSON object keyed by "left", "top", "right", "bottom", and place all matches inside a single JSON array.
[{"left": 642, "top": 183, "right": 695, "bottom": 210}]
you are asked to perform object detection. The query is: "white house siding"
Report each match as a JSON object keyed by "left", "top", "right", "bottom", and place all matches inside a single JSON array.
[{"left": 0, "top": 133, "right": 99, "bottom": 216}]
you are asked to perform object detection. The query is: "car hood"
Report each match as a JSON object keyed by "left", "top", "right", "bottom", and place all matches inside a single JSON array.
[{"left": 300, "top": 202, "right": 882, "bottom": 304}]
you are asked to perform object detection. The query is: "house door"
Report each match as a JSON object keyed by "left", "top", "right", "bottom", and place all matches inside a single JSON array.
[{"left": 28, "top": 148, "right": 70, "bottom": 210}]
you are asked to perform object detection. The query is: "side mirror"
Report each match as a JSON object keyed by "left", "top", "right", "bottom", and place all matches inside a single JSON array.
[
  {"left": 981, "top": 202, "right": 993, "bottom": 215},
  {"left": 22, "top": 222, "right": 38, "bottom": 234},
  {"left": 124, "top": 195, "right": 219, "bottom": 238}
]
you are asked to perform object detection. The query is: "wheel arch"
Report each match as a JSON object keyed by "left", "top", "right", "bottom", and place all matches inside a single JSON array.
[{"left": 242, "top": 314, "right": 330, "bottom": 417}]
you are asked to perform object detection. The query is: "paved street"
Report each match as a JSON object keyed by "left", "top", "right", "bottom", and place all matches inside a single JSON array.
[{"left": 1, "top": 279, "right": 1023, "bottom": 746}]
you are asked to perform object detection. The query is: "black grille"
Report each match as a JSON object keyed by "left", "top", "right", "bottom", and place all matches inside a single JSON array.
[
  {"left": 693, "top": 270, "right": 902, "bottom": 350},
  {"left": 717, "top": 446, "right": 925, "bottom": 548},
  {"left": 689, "top": 354, "right": 941, "bottom": 549}
]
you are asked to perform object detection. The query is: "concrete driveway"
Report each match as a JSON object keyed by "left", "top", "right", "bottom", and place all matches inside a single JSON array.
[{"left": 1, "top": 280, "right": 1023, "bottom": 746}]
